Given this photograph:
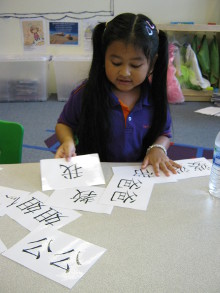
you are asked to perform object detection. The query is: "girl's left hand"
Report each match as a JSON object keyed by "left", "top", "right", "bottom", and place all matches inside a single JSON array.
[{"left": 141, "top": 147, "right": 181, "bottom": 176}]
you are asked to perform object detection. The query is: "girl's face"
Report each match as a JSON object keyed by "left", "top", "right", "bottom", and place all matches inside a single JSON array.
[{"left": 105, "top": 40, "right": 151, "bottom": 93}]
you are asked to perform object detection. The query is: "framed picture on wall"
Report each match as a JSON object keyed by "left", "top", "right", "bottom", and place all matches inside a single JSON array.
[
  {"left": 20, "top": 18, "right": 46, "bottom": 51},
  {"left": 49, "top": 21, "right": 79, "bottom": 45}
]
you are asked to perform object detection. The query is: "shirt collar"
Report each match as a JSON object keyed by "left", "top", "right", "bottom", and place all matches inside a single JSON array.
[{"left": 109, "top": 89, "right": 152, "bottom": 108}]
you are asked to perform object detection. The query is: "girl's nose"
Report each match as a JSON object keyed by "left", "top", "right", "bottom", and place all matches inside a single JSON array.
[{"left": 119, "top": 65, "right": 131, "bottom": 76}]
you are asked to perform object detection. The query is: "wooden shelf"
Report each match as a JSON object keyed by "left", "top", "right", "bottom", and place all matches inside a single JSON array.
[
  {"left": 182, "top": 89, "right": 212, "bottom": 102},
  {"left": 156, "top": 24, "right": 220, "bottom": 101},
  {"left": 157, "top": 24, "right": 220, "bottom": 33}
]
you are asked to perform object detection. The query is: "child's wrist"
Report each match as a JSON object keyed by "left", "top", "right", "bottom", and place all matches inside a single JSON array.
[
  {"left": 63, "top": 137, "right": 75, "bottom": 147},
  {"left": 146, "top": 144, "right": 167, "bottom": 155}
]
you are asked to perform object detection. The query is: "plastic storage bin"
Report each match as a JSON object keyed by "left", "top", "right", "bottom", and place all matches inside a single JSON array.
[
  {"left": 53, "top": 55, "right": 91, "bottom": 101},
  {"left": 0, "top": 55, "right": 50, "bottom": 102}
]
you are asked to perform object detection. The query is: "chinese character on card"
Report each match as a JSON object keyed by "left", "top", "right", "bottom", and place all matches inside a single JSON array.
[
  {"left": 40, "top": 154, "right": 105, "bottom": 191},
  {"left": 3, "top": 227, "right": 106, "bottom": 289}
]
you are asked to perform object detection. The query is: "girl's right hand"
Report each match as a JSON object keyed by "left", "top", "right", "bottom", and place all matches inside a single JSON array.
[{"left": 55, "top": 140, "right": 76, "bottom": 161}]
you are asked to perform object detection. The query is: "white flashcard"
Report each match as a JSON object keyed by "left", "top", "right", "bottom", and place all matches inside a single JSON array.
[
  {"left": 0, "top": 186, "right": 30, "bottom": 216},
  {"left": 173, "top": 157, "right": 212, "bottom": 179},
  {"left": 47, "top": 186, "right": 113, "bottom": 214},
  {"left": 112, "top": 157, "right": 211, "bottom": 181},
  {"left": 3, "top": 227, "right": 106, "bottom": 289},
  {"left": 0, "top": 238, "right": 7, "bottom": 253},
  {"left": 40, "top": 154, "right": 105, "bottom": 191},
  {"left": 6, "top": 191, "right": 81, "bottom": 231},
  {"left": 100, "top": 174, "right": 154, "bottom": 211},
  {"left": 112, "top": 165, "right": 177, "bottom": 183}
]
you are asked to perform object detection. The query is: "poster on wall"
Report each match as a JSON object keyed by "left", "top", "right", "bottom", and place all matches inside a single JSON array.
[
  {"left": 83, "top": 18, "right": 109, "bottom": 52},
  {"left": 49, "top": 22, "right": 79, "bottom": 45},
  {"left": 83, "top": 19, "right": 98, "bottom": 52},
  {"left": 20, "top": 19, "right": 46, "bottom": 51}
]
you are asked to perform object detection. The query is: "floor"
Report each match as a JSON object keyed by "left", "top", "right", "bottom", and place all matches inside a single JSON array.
[{"left": 0, "top": 94, "right": 219, "bottom": 163}]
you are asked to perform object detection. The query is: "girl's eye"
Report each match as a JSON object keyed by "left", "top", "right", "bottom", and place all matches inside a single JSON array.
[
  {"left": 112, "top": 62, "right": 121, "bottom": 66},
  {"left": 131, "top": 64, "right": 142, "bottom": 68}
]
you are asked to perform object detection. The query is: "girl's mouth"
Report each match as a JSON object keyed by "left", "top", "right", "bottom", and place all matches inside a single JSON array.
[{"left": 117, "top": 78, "right": 132, "bottom": 84}]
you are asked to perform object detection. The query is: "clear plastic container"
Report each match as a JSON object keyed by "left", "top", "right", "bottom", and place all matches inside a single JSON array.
[
  {"left": 209, "top": 131, "right": 220, "bottom": 198},
  {"left": 0, "top": 55, "right": 50, "bottom": 102},
  {"left": 53, "top": 55, "right": 91, "bottom": 101}
]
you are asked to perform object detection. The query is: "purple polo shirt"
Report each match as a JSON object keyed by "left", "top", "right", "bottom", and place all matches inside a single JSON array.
[{"left": 57, "top": 83, "right": 172, "bottom": 162}]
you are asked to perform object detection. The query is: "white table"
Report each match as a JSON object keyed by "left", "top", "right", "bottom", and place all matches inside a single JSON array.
[{"left": 1, "top": 162, "right": 220, "bottom": 293}]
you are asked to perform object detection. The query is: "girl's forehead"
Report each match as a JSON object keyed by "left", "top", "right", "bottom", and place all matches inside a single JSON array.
[{"left": 106, "top": 40, "right": 145, "bottom": 57}]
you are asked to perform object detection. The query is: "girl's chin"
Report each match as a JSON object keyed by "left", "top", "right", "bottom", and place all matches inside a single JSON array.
[{"left": 114, "top": 82, "right": 134, "bottom": 91}]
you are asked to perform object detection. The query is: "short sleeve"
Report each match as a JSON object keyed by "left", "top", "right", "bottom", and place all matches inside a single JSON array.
[
  {"left": 57, "top": 83, "right": 85, "bottom": 131},
  {"left": 161, "top": 107, "right": 172, "bottom": 138}
]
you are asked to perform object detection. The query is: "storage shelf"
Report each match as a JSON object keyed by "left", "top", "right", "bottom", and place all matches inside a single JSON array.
[
  {"left": 182, "top": 89, "right": 212, "bottom": 102},
  {"left": 157, "top": 24, "right": 220, "bottom": 102},
  {"left": 157, "top": 24, "right": 220, "bottom": 33}
]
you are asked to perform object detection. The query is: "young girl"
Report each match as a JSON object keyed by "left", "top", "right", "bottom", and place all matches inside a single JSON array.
[{"left": 55, "top": 13, "right": 180, "bottom": 176}]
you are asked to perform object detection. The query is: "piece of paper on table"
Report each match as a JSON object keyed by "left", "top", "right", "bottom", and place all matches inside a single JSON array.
[
  {"left": 47, "top": 186, "right": 113, "bottom": 214},
  {"left": 112, "top": 158, "right": 211, "bottom": 181},
  {"left": 174, "top": 157, "right": 211, "bottom": 179},
  {"left": 99, "top": 174, "right": 154, "bottom": 210},
  {"left": 0, "top": 186, "right": 30, "bottom": 216},
  {"left": 3, "top": 226, "right": 106, "bottom": 289},
  {"left": 112, "top": 165, "right": 177, "bottom": 183},
  {"left": 195, "top": 106, "right": 220, "bottom": 116},
  {"left": 0, "top": 238, "right": 7, "bottom": 253},
  {"left": 40, "top": 154, "right": 105, "bottom": 191},
  {"left": 6, "top": 191, "right": 81, "bottom": 231}
]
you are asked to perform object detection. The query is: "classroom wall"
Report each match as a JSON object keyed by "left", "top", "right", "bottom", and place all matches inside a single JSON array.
[{"left": 0, "top": 0, "right": 219, "bottom": 94}]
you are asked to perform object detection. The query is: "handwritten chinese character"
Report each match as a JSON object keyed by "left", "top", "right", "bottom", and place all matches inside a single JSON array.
[
  {"left": 175, "top": 165, "right": 189, "bottom": 174},
  {"left": 187, "top": 161, "right": 210, "bottom": 172},
  {"left": 70, "top": 189, "right": 97, "bottom": 204},
  {"left": 50, "top": 249, "right": 81, "bottom": 272},
  {"left": 111, "top": 191, "right": 138, "bottom": 203},
  {"left": 22, "top": 237, "right": 81, "bottom": 273},
  {"left": 60, "top": 164, "right": 83, "bottom": 179},
  {"left": 22, "top": 237, "right": 52, "bottom": 259},
  {"left": 133, "top": 168, "right": 154, "bottom": 178},
  {"left": 16, "top": 197, "right": 45, "bottom": 214},
  {"left": 5, "top": 194, "right": 21, "bottom": 208},
  {"left": 117, "top": 178, "right": 142, "bottom": 189},
  {"left": 34, "top": 208, "right": 66, "bottom": 226}
]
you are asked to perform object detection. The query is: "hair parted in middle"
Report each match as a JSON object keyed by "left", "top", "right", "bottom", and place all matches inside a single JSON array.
[{"left": 78, "top": 13, "right": 169, "bottom": 161}]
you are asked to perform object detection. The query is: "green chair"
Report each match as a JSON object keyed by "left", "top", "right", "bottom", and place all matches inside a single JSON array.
[{"left": 0, "top": 120, "right": 24, "bottom": 164}]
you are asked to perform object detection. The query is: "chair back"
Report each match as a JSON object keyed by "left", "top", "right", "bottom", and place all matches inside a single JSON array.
[{"left": 0, "top": 120, "right": 24, "bottom": 164}]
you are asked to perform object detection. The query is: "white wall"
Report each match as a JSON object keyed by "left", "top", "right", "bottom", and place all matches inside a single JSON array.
[
  {"left": 116, "top": 0, "right": 220, "bottom": 24},
  {"left": 0, "top": 0, "right": 219, "bottom": 93}
]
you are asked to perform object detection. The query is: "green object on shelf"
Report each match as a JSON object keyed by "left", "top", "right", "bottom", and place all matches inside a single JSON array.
[
  {"left": 191, "top": 35, "right": 198, "bottom": 54},
  {"left": 177, "top": 65, "right": 201, "bottom": 91},
  {"left": 209, "top": 35, "right": 219, "bottom": 87},
  {"left": 197, "top": 35, "right": 210, "bottom": 79}
]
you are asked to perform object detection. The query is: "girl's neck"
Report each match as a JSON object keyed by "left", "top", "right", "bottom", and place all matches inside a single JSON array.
[{"left": 112, "top": 86, "right": 141, "bottom": 111}]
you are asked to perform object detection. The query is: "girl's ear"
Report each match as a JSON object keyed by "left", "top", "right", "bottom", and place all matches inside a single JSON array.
[{"left": 148, "top": 54, "right": 158, "bottom": 76}]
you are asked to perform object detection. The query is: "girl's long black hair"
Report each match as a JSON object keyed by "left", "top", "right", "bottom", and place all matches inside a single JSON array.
[{"left": 78, "top": 13, "right": 168, "bottom": 161}]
